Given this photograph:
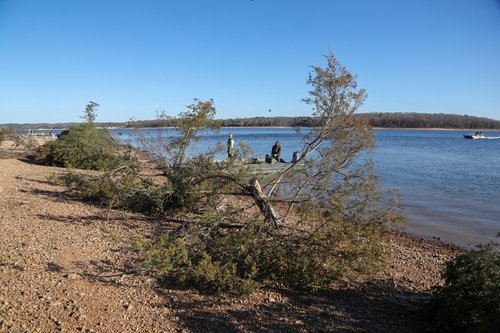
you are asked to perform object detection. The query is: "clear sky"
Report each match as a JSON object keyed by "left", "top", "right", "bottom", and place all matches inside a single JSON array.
[{"left": 1, "top": 0, "right": 499, "bottom": 123}]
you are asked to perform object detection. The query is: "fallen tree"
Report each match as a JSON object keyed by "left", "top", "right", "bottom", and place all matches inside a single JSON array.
[{"left": 62, "top": 53, "right": 402, "bottom": 295}]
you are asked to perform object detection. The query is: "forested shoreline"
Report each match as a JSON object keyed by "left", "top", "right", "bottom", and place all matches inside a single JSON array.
[
  {"left": 125, "top": 112, "right": 500, "bottom": 129},
  {"left": 358, "top": 112, "right": 500, "bottom": 129},
  {"left": 3, "top": 112, "right": 500, "bottom": 130}
]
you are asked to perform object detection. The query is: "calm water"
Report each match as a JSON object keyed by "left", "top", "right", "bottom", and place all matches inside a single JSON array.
[
  {"left": 374, "top": 130, "right": 500, "bottom": 247},
  {"left": 115, "top": 127, "right": 500, "bottom": 247}
]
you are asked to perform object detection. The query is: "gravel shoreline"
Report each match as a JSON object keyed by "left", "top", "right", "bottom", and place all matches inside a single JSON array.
[{"left": 0, "top": 147, "right": 464, "bottom": 332}]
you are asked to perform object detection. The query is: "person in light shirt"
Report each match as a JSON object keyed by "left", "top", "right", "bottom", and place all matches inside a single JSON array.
[{"left": 227, "top": 132, "right": 235, "bottom": 158}]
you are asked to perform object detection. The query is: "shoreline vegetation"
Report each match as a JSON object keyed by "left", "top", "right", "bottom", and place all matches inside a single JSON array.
[
  {"left": 2, "top": 112, "right": 500, "bottom": 131},
  {"left": 7, "top": 134, "right": 498, "bottom": 332},
  {"left": 0, "top": 140, "right": 466, "bottom": 332},
  {"left": 1, "top": 124, "right": 496, "bottom": 333},
  {"left": 2, "top": 51, "right": 498, "bottom": 330},
  {"left": 1, "top": 128, "right": 497, "bottom": 332}
]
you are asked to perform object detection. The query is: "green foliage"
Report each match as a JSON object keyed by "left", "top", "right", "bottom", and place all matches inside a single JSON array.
[
  {"left": 133, "top": 233, "right": 259, "bottom": 295},
  {"left": 185, "top": 253, "right": 259, "bottom": 295},
  {"left": 166, "top": 98, "right": 218, "bottom": 167},
  {"left": 35, "top": 125, "right": 119, "bottom": 170},
  {"left": 62, "top": 168, "right": 167, "bottom": 215},
  {"left": 423, "top": 244, "right": 500, "bottom": 333},
  {"left": 134, "top": 236, "right": 191, "bottom": 275},
  {"left": 82, "top": 101, "right": 99, "bottom": 124},
  {"left": 138, "top": 99, "right": 223, "bottom": 211},
  {"left": 0, "top": 127, "right": 15, "bottom": 144},
  {"left": 59, "top": 54, "right": 401, "bottom": 296},
  {"left": 134, "top": 213, "right": 389, "bottom": 295},
  {"left": 35, "top": 102, "right": 134, "bottom": 171}
]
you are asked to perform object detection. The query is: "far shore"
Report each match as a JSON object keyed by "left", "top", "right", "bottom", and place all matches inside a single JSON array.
[
  {"left": 372, "top": 127, "right": 500, "bottom": 131},
  {"left": 6, "top": 124, "right": 500, "bottom": 132}
]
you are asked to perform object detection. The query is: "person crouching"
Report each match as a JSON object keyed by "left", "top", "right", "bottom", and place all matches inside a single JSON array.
[{"left": 271, "top": 141, "right": 281, "bottom": 163}]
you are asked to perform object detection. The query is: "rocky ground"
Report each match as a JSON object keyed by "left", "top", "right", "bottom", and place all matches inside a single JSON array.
[{"left": 0, "top": 141, "right": 464, "bottom": 332}]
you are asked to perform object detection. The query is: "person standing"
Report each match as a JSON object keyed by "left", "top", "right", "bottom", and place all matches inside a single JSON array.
[
  {"left": 227, "top": 132, "right": 235, "bottom": 158},
  {"left": 271, "top": 141, "right": 281, "bottom": 162}
]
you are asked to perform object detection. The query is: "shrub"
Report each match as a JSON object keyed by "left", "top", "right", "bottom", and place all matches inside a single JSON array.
[
  {"left": 61, "top": 168, "right": 166, "bottom": 215},
  {"left": 423, "top": 244, "right": 500, "bottom": 333},
  {"left": 184, "top": 253, "right": 259, "bottom": 295},
  {"left": 35, "top": 124, "right": 123, "bottom": 170},
  {"left": 133, "top": 233, "right": 259, "bottom": 295},
  {"left": 133, "top": 214, "right": 390, "bottom": 295},
  {"left": 35, "top": 102, "right": 135, "bottom": 171},
  {"left": 0, "top": 127, "right": 15, "bottom": 145}
]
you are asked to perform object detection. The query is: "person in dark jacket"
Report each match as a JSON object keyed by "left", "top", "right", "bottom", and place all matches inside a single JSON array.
[{"left": 271, "top": 141, "right": 281, "bottom": 162}]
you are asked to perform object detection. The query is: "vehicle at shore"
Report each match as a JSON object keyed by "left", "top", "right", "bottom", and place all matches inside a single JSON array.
[
  {"left": 28, "top": 129, "right": 57, "bottom": 138},
  {"left": 217, "top": 152, "right": 304, "bottom": 175}
]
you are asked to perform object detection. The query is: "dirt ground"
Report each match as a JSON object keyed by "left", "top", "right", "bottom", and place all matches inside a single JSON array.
[{"left": 0, "top": 142, "right": 463, "bottom": 332}]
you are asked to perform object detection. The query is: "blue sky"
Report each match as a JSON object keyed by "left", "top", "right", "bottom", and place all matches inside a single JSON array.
[{"left": 1, "top": 0, "right": 499, "bottom": 123}]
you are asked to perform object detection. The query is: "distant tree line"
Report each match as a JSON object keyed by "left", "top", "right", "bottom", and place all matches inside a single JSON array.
[
  {"left": 126, "top": 116, "right": 318, "bottom": 128},
  {"left": 127, "top": 113, "right": 500, "bottom": 129},
  {"left": 357, "top": 112, "right": 500, "bottom": 129},
  {"left": 3, "top": 112, "right": 500, "bottom": 130}
]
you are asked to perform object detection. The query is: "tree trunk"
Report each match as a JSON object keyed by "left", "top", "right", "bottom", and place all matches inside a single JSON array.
[{"left": 245, "top": 177, "right": 281, "bottom": 228}]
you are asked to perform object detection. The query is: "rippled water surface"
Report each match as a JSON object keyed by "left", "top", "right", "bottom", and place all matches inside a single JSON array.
[
  {"left": 116, "top": 127, "right": 500, "bottom": 247},
  {"left": 374, "top": 129, "right": 500, "bottom": 247}
]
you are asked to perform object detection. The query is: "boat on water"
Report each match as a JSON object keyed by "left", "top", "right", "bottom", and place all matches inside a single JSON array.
[
  {"left": 464, "top": 131, "right": 486, "bottom": 139},
  {"left": 463, "top": 131, "right": 500, "bottom": 140}
]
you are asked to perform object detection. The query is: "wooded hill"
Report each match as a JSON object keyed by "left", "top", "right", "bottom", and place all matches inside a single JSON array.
[
  {"left": 357, "top": 112, "right": 500, "bottom": 129},
  {"left": 127, "top": 113, "right": 500, "bottom": 129},
  {"left": 3, "top": 113, "right": 500, "bottom": 130}
]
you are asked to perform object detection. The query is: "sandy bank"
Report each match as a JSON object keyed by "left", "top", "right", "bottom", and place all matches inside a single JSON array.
[{"left": 0, "top": 155, "right": 466, "bottom": 332}]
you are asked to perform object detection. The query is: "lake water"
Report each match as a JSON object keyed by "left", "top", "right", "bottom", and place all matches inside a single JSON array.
[
  {"left": 373, "top": 129, "right": 500, "bottom": 247},
  {"left": 115, "top": 127, "right": 500, "bottom": 247}
]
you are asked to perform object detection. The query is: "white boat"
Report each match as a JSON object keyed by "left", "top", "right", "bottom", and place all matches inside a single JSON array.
[
  {"left": 463, "top": 132, "right": 486, "bottom": 139},
  {"left": 28, "top": 129, "right": 57, "bottom": 138},
  {"left": 216, "top": 152, "right": 305, "bottom": 175}
]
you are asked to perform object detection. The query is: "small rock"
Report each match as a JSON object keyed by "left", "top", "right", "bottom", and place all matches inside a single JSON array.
[
  {"left": 66, "top": 273, "right": 80, "bottom": 280},
  {"left": 144, "top": 278, "right": 155, "bottom": 285},
  {"left": 267, "top": 296, "right": 276, "bottom": 303}
]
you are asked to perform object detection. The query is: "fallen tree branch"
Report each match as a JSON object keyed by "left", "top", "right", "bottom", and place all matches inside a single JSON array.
[{"left": 245, "top": 177, "right": 281, "bottom": 228}]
